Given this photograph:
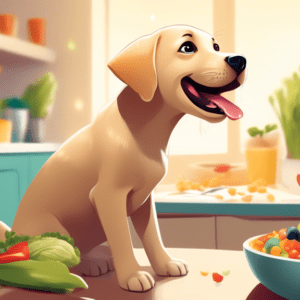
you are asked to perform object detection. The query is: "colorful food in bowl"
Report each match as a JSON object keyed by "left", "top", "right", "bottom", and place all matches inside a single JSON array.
[{"left": 243, "top": 224, "right": 300, "bottom": 299}]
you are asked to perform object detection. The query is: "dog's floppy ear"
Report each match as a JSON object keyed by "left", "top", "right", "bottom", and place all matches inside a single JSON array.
[{"left": 108, "top": 32, "right": 161, "bottom": 102}]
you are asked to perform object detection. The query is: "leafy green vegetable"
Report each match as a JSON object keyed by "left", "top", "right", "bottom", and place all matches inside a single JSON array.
[
  {"left": 247, "top": 123, "right": 278, "bottom": 138},
  {"left": 0, "top": 260, "right": 88, "bottom": 294},
  {"left": 21, "top": 72, "right": 58, "bottom": 118},
  {"left": 269, "top": 67, "right": 300, "bottom": 159},
  {"left": 29, "top": 237, "right": 80, "bottom": 268},
  {"left": 0, "top": 231, "right": 81, "bottom": 267}
]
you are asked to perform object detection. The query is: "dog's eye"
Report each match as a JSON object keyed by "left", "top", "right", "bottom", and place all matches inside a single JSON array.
[
  {"left": 213, "top": 43, "right": 220, "bottom": 51},
  {"left": 178, "top": 41, "right": 197, "bottom": 54}
]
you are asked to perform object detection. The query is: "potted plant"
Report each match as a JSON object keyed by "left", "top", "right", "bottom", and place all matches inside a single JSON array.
[
  {"left": 21, "top": 72, "right": 58, "bottom": 143},
  {"left": 268, "top": 67, "right": 300, "bottom": 193},
  {"left": 0, "top": 97, "right": 29, "bottom": 142}
]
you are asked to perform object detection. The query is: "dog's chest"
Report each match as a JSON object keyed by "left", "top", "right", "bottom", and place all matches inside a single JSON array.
[{"left": 127, "top": 151, "right": 167, "bottom": 214}]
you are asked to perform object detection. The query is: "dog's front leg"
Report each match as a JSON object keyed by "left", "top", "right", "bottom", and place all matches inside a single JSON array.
[
  {"left": 90, "top": 182, "right": 155, "bottom": 292},
  {"left": 130, "top": 193, "right": 189, "bottom": 277}
]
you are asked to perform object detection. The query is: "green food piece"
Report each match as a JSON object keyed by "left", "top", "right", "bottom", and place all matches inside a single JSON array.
[
  {"left": 0, "top": 231, "right": 81, "bottom": 267},
  {"left": 268, "top": 66, "right": 300, "bottom": 159},
  {"left": 247, "top": 123, "right": 278, "bottom": 138},
  {"left": 21, "top": 72, "right": 58, "bottom": 118},
  {"left": 279, "top": 248, "right": 289, "bottom": 258},
  {"left": 264, "top": 237, "right": 280, "bottom": 254},
  {"left": 28, "top": 237, "right": 80, "bottom": 268},
  {"left": 0, "top": 260, "right": 88, "bottom": 294},
  {"left": 222, "top": 269, "right": 230, "bottom": 276}
]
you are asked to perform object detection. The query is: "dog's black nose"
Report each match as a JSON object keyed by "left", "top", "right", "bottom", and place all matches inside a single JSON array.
[{"left": 225, "top": 56, "right": 246, "bottom": 73}]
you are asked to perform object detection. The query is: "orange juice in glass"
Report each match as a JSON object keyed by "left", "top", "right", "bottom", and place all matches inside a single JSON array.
[
  {"left": 246, "top": 147, "right": 277, "bottom": 185},
  {"left": 245, "top": 125, "right": 280, "bottom": 185},
  {"left": 0, "top": 119, "right": 12, "bottom": 142}
]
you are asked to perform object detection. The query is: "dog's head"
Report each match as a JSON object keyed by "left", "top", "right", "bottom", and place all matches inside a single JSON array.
[{"left": 108, "top": 25, "right": 246, "bottom": 123}]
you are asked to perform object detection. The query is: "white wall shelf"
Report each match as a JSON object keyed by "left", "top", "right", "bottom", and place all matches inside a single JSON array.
[
  {"left": 0, "top": 143, "right": 62, "bottom": 153},
  {"left": 0, "top": 33, "right": 56, "bottom": 65}
]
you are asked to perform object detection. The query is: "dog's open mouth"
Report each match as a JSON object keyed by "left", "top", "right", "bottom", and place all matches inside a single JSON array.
[{"left": 181, "top": 77, "right": 243, "bottom": 120}]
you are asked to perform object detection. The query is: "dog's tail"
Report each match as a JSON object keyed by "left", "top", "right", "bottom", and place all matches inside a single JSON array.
[{"left": 0, "top": 221, "right": 11, "bottom": 241}]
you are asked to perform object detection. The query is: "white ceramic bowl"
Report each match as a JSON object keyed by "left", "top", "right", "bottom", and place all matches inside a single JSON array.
[{"left": 244, "top": 234, "right": 300, "bottom": 300}]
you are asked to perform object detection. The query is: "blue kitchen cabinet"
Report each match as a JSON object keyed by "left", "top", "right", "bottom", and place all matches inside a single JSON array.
[{"left": 0, "top": 152, "right": 54, "bottom": 227}]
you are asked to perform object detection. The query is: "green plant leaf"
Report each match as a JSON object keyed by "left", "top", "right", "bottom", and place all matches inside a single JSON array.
[
  {"left": 264, "top": 123, "right": 278, "bottom": 133},
  {"left": 247, "top": 127, "right": 264, "bottom": 137},
  {"left": 268, "top": 66, "right": 300, "bottom": 158},
  {"left": 21, "top": 72, "right": 58, "bottom": 118}
]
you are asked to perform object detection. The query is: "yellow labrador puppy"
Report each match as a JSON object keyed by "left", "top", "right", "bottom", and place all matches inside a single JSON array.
[{"left": 1, "top": 25, "right": 246, "bottom": 292}]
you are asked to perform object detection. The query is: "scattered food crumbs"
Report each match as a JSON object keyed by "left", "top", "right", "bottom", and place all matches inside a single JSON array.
[
  {"left": 222, "top": 270, "right": 230, "bottom": 276},
  {"left": 252, "top": 178, "right": 267, "bottom": 186},
  {"left": 176, "top": 176, "right": 204, "bottom": 192},
  {"left": 242, "top": 195, "right": 252, "bottom": 202},
  {"left": 200, "top": 271, "right": 209, "bottom": 276},
  {"left": 214, "top": 194, "right": 223, "bottom": 200},
  {"left": 212, "top": 273, "right": 223, "bottom": 283},
  {"left": 227, "top": 187, "right": 236, "bottom": 196},
  {"left": 257, "top": 186, "right": 267, "bottom": 193},
  {"left": 267, "top": 193, "right": 275, "bottom": 202},
  {"left": 247, "top": 184, "right": 257, "bottom": 193},
  {"left": 237, "top": 192, "right": 245, "bottom": 196}
]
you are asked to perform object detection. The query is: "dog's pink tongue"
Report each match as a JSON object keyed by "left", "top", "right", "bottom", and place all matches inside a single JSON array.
[{"left": 207, "top": 94, "right": 243, "bottom": 120}]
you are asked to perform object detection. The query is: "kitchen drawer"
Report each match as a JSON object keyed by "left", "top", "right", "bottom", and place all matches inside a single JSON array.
[
  {"left": 129, "top": 214, "right": 216, "bottom": 249},
  {"left": 217, "top": 215, "right": 300, "bottom": 250},
  {"left": 0, "top": 170, "right": 19, "bottom": 227},
  {"left": 0, "top": 152, "right": 54, "bottom": 227},
  {"left": 0, "top": 154, "right": 30, "bottom": 200}
]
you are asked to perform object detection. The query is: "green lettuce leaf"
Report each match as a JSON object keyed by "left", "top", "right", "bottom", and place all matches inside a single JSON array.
[{"left": 0, "top": 231, "right": 81, "bottom": 267}]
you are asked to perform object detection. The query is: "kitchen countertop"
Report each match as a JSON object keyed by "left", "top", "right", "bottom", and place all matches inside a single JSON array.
[
  {"left": 0, "top": 248, "right": 284, "bottom": 300},
  {"left": 0, "top": 143, "right": 62, "bottom": 153},
  {"left": 154, "top": 184, "right": 300, "bottom": 217}
]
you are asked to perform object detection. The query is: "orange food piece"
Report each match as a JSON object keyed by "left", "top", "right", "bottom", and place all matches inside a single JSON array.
[
  {"left": 207, "top": 177, "right": 221, "bottom": 187},
  {"left": 247, "top": 184, "right": 257, "bottom": 193},
  {"left": 258, "top": 233, "right": 272, "bottom": 244},
  {"left": 289, "top": 249, "right": 300, "bottom": 259},
  {"left": 252, "top": 178, "right": 267, "bottom": 187},
  {"left": 251, "top": 240, "right": 264, "bottom": 251},
  {"left": 227, "top": 187, "right": 236, "bottom": 196},
  {"left": 270, "top": 246, "right": 281, "bottom": 256},
  {"left": 241, "top": 195, "right": 252, "bottom": 202},
  {"left": 278, "top": 229, "right": 287, "bottom": 240},
  {"left": 176, "top": 177, "right": 204, "bottom": 192},
  {"left": 257, "top": 186, "right": 267, "bottom": 193},
  {"left": 283, "top": 239, "right": 299, "bottom": 252},
  {"left": 237, "top": 192, "right": 245, "bottom": 196},
  {"left": 214, "top": 194, "right": 223, "bottom": 200},
  {"left": 200, "top": 271, "right": 209, "bottom": 276},
  {"left": 176, "top": 176, "right": 187, "bottom": 192},
  {"left": 267, "top": 193, "right": 275, "bottom": 202},
  {"left": 279, "top": 239, "right": 287, "bottom": 249}
]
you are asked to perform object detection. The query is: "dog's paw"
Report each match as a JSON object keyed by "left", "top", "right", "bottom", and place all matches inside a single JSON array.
[
  {"left": 78, "top": 245, "right": 115, "bottom": 277},
  {"left": 120, "top": 270, "right": 155, "bottom": 292},
  {"left": 154, "top": 259, "right": 188, "bottom": 277}
]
